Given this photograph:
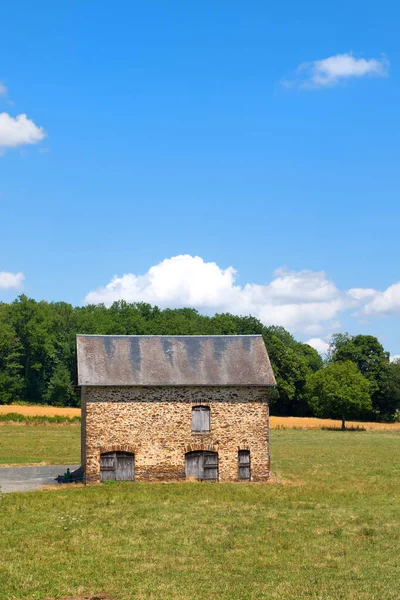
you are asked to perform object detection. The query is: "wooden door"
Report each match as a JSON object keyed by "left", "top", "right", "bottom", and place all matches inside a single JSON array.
[
  {"left": 100, "top": 451, "right": 134, "bottom": 482},
  {"left": 185, "top": 451, "right": 203, "bottom": 479},
  {"left": 203, "top": 452, "right": 218, "bottom": 480},
  {"left": 115, "top": 452, "right": 134, "bottom": 481},
  {"left": 100, "top": 451, "right": 116, "bottom": 481},
  {"left": 238, "top": 450, "right": 251, "bottom": 481},
  {"left": 185, "top": 451, "right": 218, "bottom": 481}
]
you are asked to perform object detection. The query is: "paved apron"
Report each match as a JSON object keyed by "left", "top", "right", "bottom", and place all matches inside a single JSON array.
[{"left": 0, "top": 465, "right": 80, "bottom": 493}]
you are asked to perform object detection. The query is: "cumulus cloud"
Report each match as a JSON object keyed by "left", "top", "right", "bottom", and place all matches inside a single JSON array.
[
  {"left": 363, "top": 282, "right": 400, "bottom": 316},
  {"left": 84, "top": 255, "right": 369, "bottom": 335},
  {"left": 347, "top": 288, "right": 377, "bottom": 301},
  {"left": 0, "top": 113, "right": 45, "bottom": 150},
  {"left": 283, "top": 52, "right": 388, "bottom": 89},
  {"left": 390, "top": 355, "right": 400, "bottom": 363},
  {"left": 305, "top": 337, "right": 330, "bottom": 356},
  {"left": 0, "top": 271, "right": 24, "bottom": 290}
]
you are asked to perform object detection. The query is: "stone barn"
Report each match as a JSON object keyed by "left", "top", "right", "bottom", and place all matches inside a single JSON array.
[{"left": 77, "top": 334, "right": 276, "bottom": 483}]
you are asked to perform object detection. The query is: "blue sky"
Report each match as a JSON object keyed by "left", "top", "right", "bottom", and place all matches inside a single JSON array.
[{"left": 1, "top": 0, "right": 399, "bottom": 356}]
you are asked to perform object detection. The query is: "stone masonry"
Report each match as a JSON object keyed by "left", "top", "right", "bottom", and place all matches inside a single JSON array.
[{"left": 82, "top": 386, "right": 270, "bottom": 483}]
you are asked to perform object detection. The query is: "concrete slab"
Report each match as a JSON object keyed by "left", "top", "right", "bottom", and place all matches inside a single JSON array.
[{"left": 0, "top": 465, "right": 80, "bottom": 493}]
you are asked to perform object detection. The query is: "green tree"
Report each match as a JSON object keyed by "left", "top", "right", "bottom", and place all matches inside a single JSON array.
[
  {"left": 262, "top": 326, "right": 322, "bottom": 416},
  {"left": 44, "top": 362, "right": 76, "bottom": 407},
  {"left": 305, "top": 361, "right": 372, "bottom": 429},
  {"left": 9, "top": 295, "right": 57, "bottom": 402},
  {"left": 329, "top": 333, "right": 391, "bottom": 418},
  {"left": 0, "top": 305, "right": 24, "bottom": 404},
  {"left": 384, "top": 359, "right": 400, "bottom": 420}
]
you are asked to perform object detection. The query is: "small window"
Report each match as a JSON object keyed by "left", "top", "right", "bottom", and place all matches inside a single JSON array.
[
  {"left": 192, "top": 406, "right": 210, "bottom": 433},
  {"left": 238, "top": 450, "right": 251, "bottom": 481}
]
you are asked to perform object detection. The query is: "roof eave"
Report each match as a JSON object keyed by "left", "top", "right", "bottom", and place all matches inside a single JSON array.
[{"left": 77, "top": 382, "right": 276, "bottom": 388}]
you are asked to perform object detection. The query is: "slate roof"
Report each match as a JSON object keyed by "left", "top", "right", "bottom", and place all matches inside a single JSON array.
[{"left": 76, "top": 335, "right": 276, "bottom": 387}]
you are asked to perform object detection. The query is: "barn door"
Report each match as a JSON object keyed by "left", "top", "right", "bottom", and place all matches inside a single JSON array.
[
  {"left": 203, "top": 452, "right": 218, "bottom": 481},
  {"left": 185, "top": 451, "right": 218, "bottom": 481},
  {"left": 100, "top": 451, "right": 134, "bottom": 482},
  {"left": 115, "top": 452, "right": 135, "bottom": 481},
  {"left": 100, "top": 451, "right": 116, "bottom": 481},
  {"left": 185, "top": 451, "right": 203, "bottom": 479},
  {"left": 238, "top": 450, "right": 251, "bottom": 481}
]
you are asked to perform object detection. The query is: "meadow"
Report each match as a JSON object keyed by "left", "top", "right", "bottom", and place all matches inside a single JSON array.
[
  {"left": 0, "top": 426, "right": 399, "bottom": 600},
  {"left": 0, "top": 423, "right": 80, "bottom": 466}
]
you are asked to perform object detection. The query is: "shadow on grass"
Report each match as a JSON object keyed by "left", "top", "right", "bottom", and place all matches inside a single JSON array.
[
  {"left": 321, "top": 425, "right": 366, "bottom": 432},
  {"left": 44, "top": 595, "right": 112, "bottom": 600}
]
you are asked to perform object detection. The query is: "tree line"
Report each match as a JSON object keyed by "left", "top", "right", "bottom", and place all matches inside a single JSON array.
[{"left": 0, "top": 295, "right": 399, "bottom": 423}]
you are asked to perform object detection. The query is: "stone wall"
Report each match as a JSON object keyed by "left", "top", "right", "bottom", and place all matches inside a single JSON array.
[{"left": 83, "top": 386, "right": 270, "bottom": 483}]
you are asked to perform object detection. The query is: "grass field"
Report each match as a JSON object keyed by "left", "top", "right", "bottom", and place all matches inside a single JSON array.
[
  {"left": 0, "top": 428, "right": 399, "bottom": 600},
  {"left": 0, "top": 423, "right": 80, "bottom": 466}
]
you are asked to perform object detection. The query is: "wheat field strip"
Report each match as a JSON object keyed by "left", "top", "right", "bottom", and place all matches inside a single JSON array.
[{"left": 1, "top": 404, "right": 400, "bottom": 430}]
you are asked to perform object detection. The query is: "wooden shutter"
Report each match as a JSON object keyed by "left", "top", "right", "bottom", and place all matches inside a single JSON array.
[
  {"left": 192, "top": 407, "right": 202, "bottom": 432},
  {"left": 238, "top": 450, "right": 251, "bottom": 481},
  {"left": 200, "top": 408, "right": 210, "bottom": 432},
  {"left": 192, "top": 406, "right": 210, "bottom": 432},
  {"left": 203, "top": 452, "right": 218, "bottom": 481}
]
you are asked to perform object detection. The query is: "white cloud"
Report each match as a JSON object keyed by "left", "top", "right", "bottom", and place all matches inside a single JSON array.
[
  {"left": 305, "top": 337, "right": 330, "bottom": 356},
  {"left": 363, "top": 282, "right": 400, "bottom": 316},
  {"left": 0, "top": 271, "right": 24, "bottom": 290},
  {"left": 84, "top": 255, "right": 362, "bottom": 335},
  {"left": 347, "top": 288, "right": 377, "bottom": 301},
  {"left": 0, "top": 113, "right": 45, "bottom": 150},
  {"left": 390, "top": 355, "right": 400, "bottom": 363},
  {"left": 284, "top": 52, "right": 388, "bottom": 89},
  {"left": 0, "top": 82, "right": 7, "bottom": 96}
]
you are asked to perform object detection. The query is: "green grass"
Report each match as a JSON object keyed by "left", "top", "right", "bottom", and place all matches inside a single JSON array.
[
  {"left": 0, "top": 429, "right": 399, "bottom": 600},
  {"left": 0, "top": 423, "right": 80, "bottom": 466}
]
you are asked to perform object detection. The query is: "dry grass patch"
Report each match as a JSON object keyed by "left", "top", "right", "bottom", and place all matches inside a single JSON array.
[
  {"left": 270, "top": 415, "right": 400, "bottom": 431},
  {"left": 0, "top": 404, "right": 80, "bottom": 418}
]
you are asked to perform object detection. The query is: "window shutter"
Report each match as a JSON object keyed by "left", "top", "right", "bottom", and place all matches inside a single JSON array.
[
  {"left": 238, "top": 450, "right": 251, "bottom": 481},
  {"left": 192, "top": 407, "right": 202, "bottom": 432},
  {"left": 192, "top": 406, "right": 210, "bottom": 432},
  {"left": 200, "top": 407, "right": 210, "bottom": 432}
]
